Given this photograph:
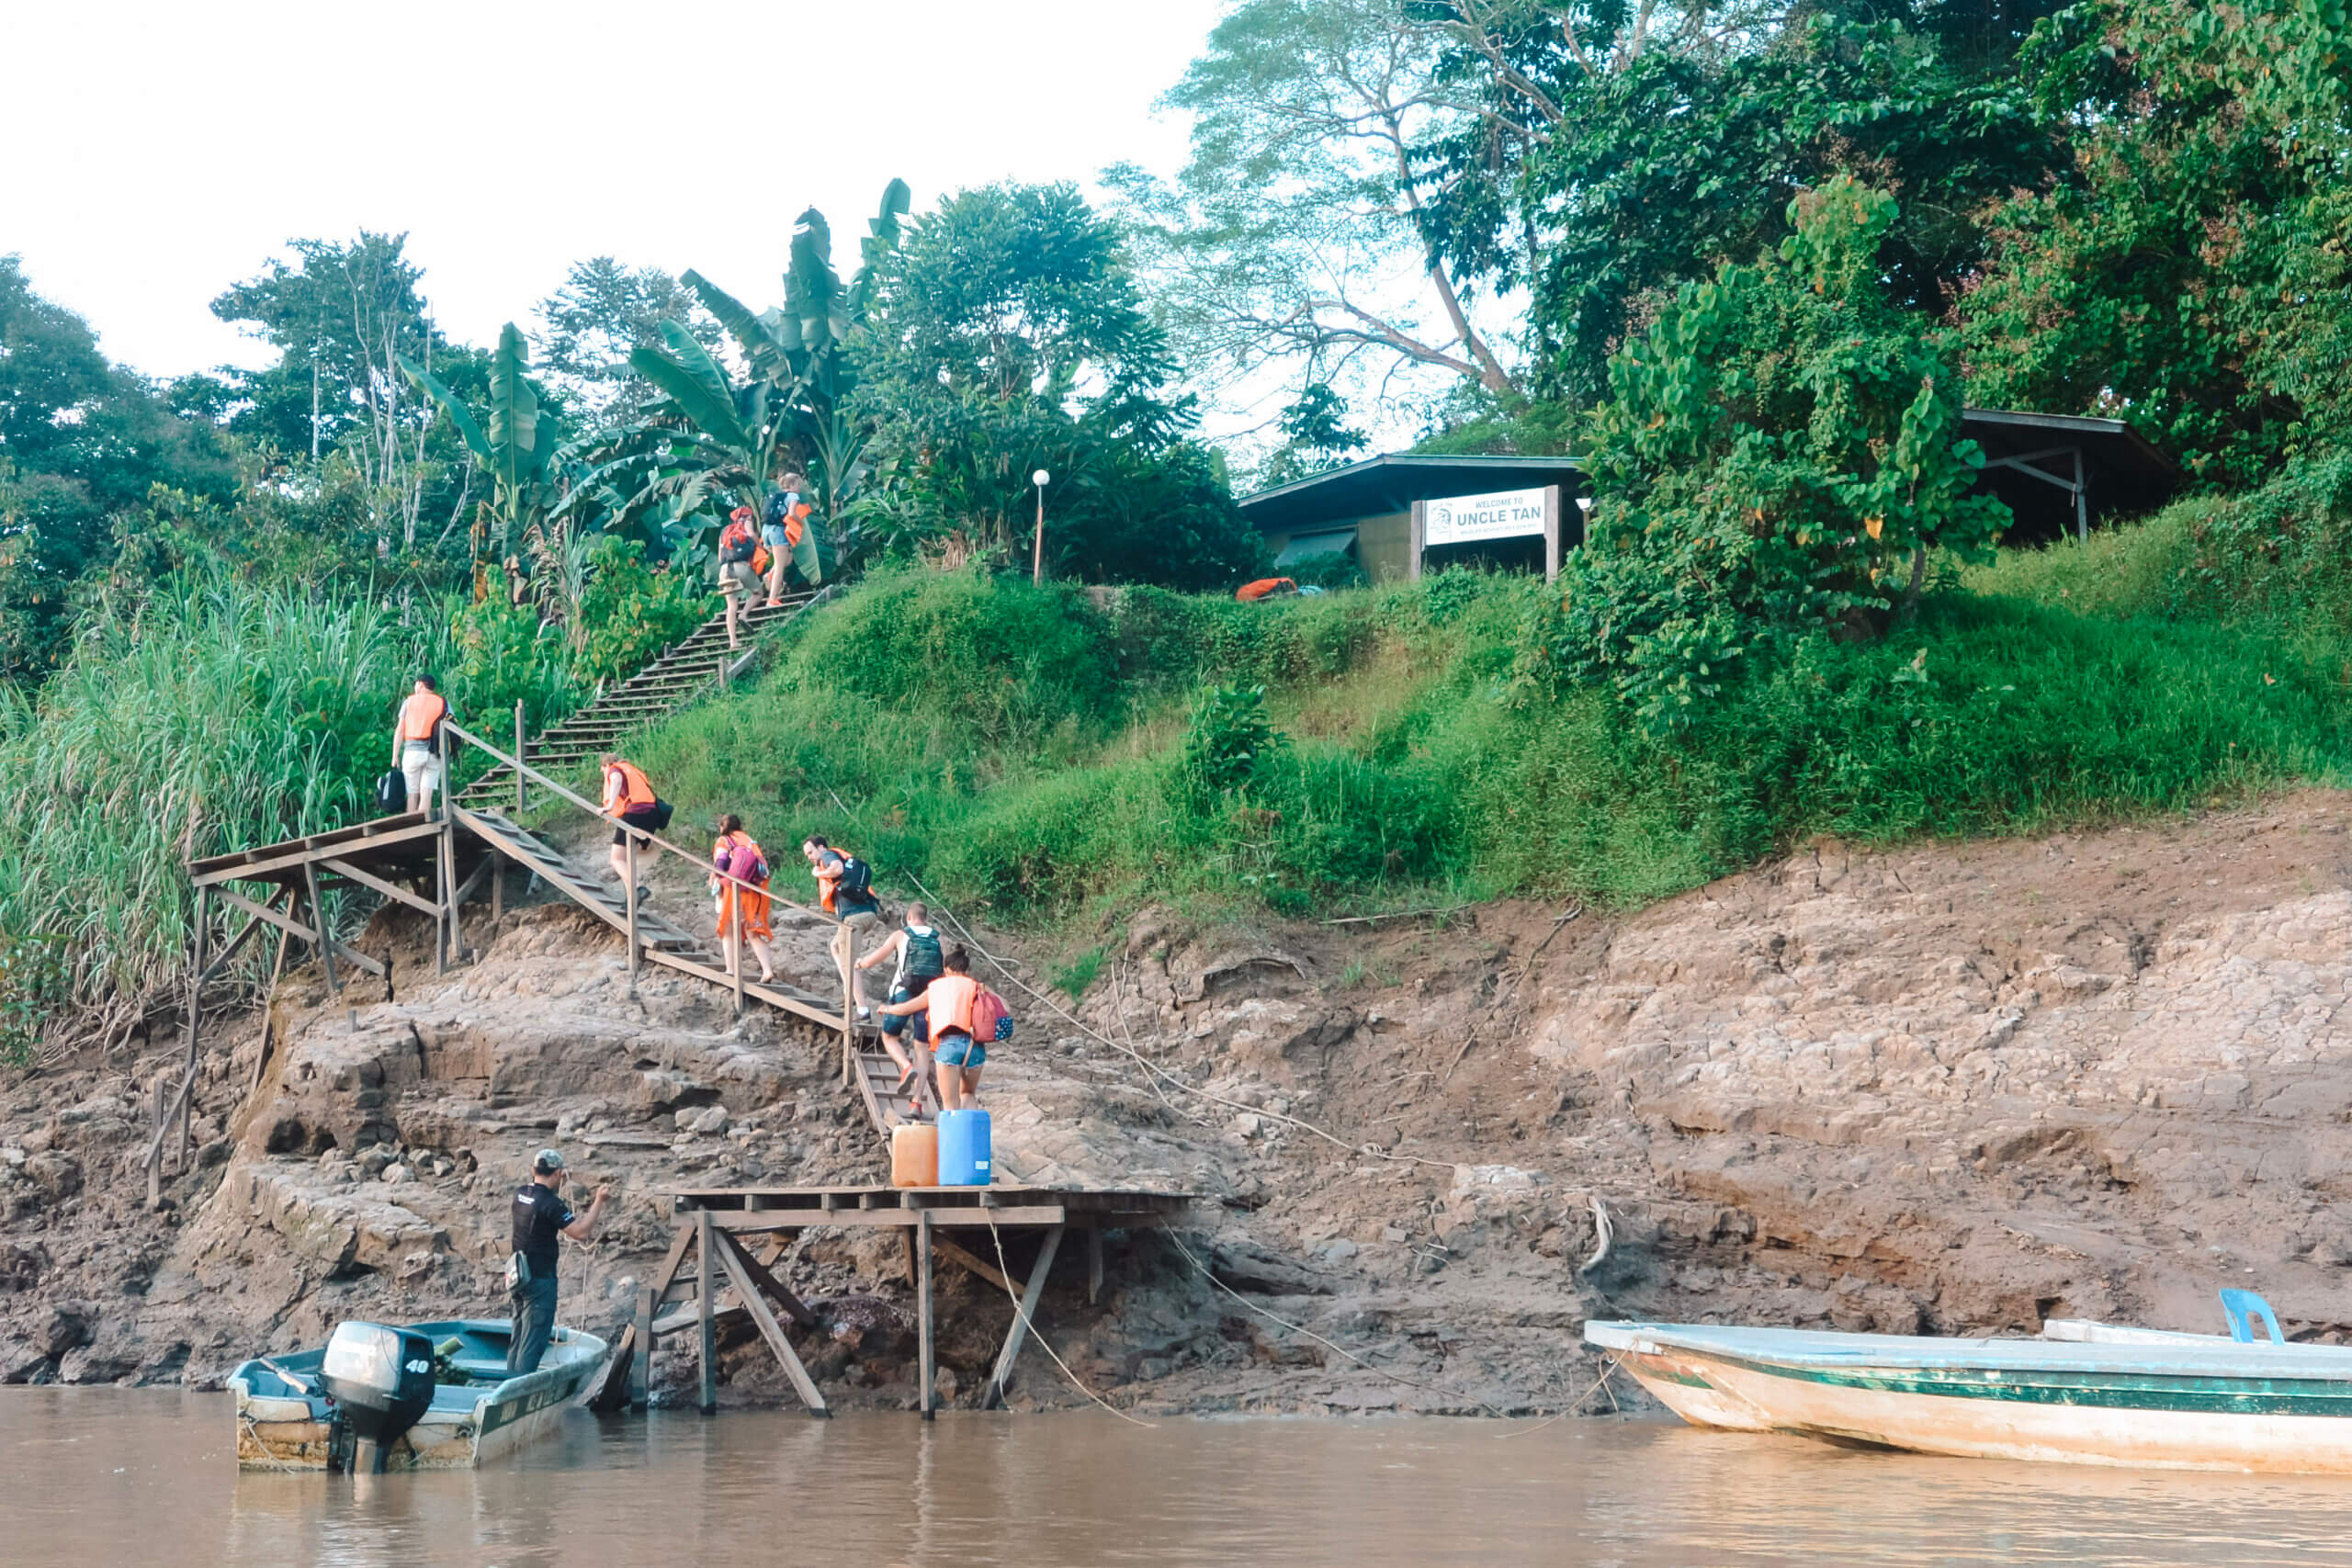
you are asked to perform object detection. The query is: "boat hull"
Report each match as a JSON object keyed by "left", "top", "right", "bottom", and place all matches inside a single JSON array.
[
  {"left": 1589, "top": 1321, "right": 2352, "bottom": 1473},
  {"left": 232, "top": 1320, "right": 607, "bottom": 1472}
]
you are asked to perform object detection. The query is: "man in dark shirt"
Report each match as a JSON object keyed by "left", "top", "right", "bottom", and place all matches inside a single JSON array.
[{"left": 508, "top": 1148, "right": 609, "bottom": 1376}]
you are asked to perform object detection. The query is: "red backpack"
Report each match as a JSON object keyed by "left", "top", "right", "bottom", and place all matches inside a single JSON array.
[{"left": 970, "top": 986, "right": 1013, "bottom": 1044}]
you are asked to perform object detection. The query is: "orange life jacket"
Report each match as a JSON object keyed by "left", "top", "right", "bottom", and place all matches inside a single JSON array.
[
  {"left": 815, "top": 846, "right": 856, "bottom": 912},
  {"left": 1236, "top": 577, "right": 1297, "bottom": 603},
  {"left": 785, "top": 502, "right": 811, "bottom": 548},
  {"left": 923, "top": 974, "right": 978, "bottom": 1037},
  {"left": 605, "top": 760, "right": 655, "bottom": 815},
  {"left": 397, "top": 691, "right": 448, "bottom": 742}
]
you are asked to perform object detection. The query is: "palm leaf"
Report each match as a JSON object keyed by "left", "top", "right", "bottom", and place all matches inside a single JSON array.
[
  {"left": 399, "top": 357, "right": 492, "bottom": 465},
  {"left": 849, "top": 178, "right": 912, "bottom": 319},
  {"left": 628, "top": 342, "right": 751, "bottom": 451},
  {"left": 785, "top": 206, "right": 845, "bottom": 355},
  {"left": 486, "top": 323, "right": 540, "bottom": 502},
  {"left": 682, "top": 269, "right": 794, "bottom": 385}
]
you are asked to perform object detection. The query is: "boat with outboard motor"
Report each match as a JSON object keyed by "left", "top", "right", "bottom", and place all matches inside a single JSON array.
[
  {"left": 1586, "top": 1290, "right": 2352, "bottom": 1472},
  {"left": 230, "top": 1317, "right": 608, "bottom": 1471}
]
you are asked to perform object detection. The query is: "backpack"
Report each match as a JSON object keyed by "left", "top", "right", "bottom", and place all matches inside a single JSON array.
[
  {"left": 971, "top": 986, "right": 1013, "bottom": 1044},
  {"left": 718, "top": 519, "right": 757, "bottom": 565},
  {"left": 728, "top": 840, "right": 769, "bottom": 886},
  {"left": 835, "top": 852, "right": 872, "bottom": 900},
  {"left": 899, "top": 925, "right": 944, "bottom": 985},
  {"left": 375, "top": 769, "right": 407, "bottom": 814}
]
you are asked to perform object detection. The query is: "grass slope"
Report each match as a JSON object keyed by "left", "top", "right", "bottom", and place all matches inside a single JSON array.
[{"left": 626, "top": 549, "right": 2352, "bottom": 934}]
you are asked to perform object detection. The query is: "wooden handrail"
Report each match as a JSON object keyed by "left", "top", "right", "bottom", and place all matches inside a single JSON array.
[{"left": 440, "top": 719, "right": 827, "bottom": 919}]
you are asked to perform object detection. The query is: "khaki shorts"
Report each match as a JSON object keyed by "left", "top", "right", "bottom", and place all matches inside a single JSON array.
[{"left": 718, "top": 560, "right": 761, "bottom": 597}]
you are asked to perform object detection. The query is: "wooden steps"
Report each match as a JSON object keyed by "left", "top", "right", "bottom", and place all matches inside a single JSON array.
[
  {"left": 458, "top": 592, "right": 820, "bottom": 807},
  {"left": 451, "top": 807, "right": 926, "bottom": 1133}
]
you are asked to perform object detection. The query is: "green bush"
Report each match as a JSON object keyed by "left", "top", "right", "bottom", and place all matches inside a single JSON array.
[
  {"left": 1181, "top": 682, "right": 1281, "bottom": 799},
  {"left": 578, "top": 537, "right": 714, "bottom": 683},
  {"left": 794, "top": 569, "right": 1125, "bottom": 742}
]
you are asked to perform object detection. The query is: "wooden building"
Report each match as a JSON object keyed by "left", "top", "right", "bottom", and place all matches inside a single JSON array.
[{"left": 1235, "top": 412, "right": 2180, "bottom": 584}]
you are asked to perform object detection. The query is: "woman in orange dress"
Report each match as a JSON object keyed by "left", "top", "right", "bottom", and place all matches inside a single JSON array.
[{"left": 710, "top": 814, "right": 776, "bottom": 983}]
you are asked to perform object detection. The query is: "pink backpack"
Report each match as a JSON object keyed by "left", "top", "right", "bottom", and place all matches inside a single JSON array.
[{"left": 970, "top": 986, "right": 1013, "bottom": 1043}]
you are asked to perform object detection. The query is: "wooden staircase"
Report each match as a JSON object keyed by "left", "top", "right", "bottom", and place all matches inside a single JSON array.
[
  {"left": 457, "top": 590, "right": 823, "bottom": 807},
  {"left": 451, "top": 805, "right": 931, "bottom": 1131}
]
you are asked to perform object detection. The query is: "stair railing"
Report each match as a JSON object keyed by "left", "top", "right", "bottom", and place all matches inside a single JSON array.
[{"left": 440, "top": 719, "right": 853, "bottom": 1025}]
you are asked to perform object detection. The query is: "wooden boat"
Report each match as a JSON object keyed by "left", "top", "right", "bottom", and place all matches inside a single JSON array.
[
  {"left": 229, "top": 1318, "right": 608, "bottom": 1471},
  {"left": 1585, "top": 1296, "right": 2352, "bottom": 1473}
]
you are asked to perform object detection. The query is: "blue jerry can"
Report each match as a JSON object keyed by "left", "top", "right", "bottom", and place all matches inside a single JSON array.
[{"left": 937, "top": 1108, "right": 992, "bottom": 1187}]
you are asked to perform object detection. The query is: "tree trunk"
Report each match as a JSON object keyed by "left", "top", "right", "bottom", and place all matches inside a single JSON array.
[{"left": 1899, "top": 543, "right": 1929, "bottom": 619}]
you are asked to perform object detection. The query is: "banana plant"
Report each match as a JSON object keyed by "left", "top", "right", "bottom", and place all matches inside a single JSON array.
[
  {"left": 555, "top": 321, "right": 818, "bottom": 575},
  {"left": 402, "top": 322, "right": 560, "bottom": 568},
  {"left": 575, "top": 180, "right": 912, "bottom": 582}
]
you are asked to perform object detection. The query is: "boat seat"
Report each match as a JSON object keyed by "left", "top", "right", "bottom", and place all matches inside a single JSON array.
[{"left": 447, "top": 1355, "right": 513, "bottom": 1381}]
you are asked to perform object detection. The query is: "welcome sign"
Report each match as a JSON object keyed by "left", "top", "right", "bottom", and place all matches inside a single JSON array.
[{"left": 1424, "top": 487, "right": 1547, "bottom": 547}]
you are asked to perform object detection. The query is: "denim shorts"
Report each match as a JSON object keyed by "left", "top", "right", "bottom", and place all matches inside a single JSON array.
[
  {"left": 880, "top": 985, "right": 927, "bottom": 1040},
  {"left": 933, "top": 1032, "right": 985, "bottom": 1069},
  {"left": 762, "top": 524, "right": 792, "bottom": 554}
]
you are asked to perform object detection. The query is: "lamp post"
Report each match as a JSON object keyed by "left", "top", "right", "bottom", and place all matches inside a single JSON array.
[{"left": 1031, "top": 468, "right": 1051, "bottom": 585}]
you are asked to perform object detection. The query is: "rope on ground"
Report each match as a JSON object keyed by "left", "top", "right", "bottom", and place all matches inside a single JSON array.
[
  {"left": 1493, "top": 1354, "right": 1623, "bottom": 1438},
  {"left": 904, "top": 874, "right": 1454, "bottom": 1172},
  {"left": 1162, "top": 1229, "right": 1510, "bottom": 1417},
  {"left": 980, "top": 1213, "right": 1156, "bottom": 1427}
]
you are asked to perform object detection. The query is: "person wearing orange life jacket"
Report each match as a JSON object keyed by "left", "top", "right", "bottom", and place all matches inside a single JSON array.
[
  {"left": 390, "top": 674, "right": 451, "bottom": 817},
  {"left": 878, "top": 945, "right": 994, "bottom": 1110},
  {"left": 600, "top": 752, "right": 668, "bottom": 894},
  {"left": 763, "top": 471, "right": 813, "bottom": 606},
  {"left": 803, "top": 833, "right": 881, "bottom": 1021},
  {"left": 708, "top": 813, "right": 776, "bottom": 984},
  {"left": 715, "top": 505, "right": 768, "bottom": 650}
]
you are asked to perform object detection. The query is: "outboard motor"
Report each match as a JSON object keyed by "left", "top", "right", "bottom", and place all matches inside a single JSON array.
[{"left": 319, "top": 1321, "right": 435, "bottom": 1473}]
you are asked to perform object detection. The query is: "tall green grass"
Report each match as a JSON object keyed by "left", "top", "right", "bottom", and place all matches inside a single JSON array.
[{"left": 0, "top": 570, "right": 593, "bottom": 1023}]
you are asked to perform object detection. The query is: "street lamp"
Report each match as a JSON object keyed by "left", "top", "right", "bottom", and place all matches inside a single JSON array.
[{"left": 1031, "top": 468, "right": 1051, "bottom": 586}]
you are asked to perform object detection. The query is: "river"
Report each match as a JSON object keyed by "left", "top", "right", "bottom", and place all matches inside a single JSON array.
[{"left": 5, "top": 1391, "right": 2349, "bottom": 1565}]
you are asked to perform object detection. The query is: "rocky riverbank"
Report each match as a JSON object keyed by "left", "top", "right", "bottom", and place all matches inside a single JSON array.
[{"left": 8, "top": 794, "right": 2352, "bottom": 1414}]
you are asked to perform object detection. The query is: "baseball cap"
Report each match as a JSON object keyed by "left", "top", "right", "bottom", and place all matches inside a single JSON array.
[{"left": 533, "top": 1147, "right": 566, "bottom": 1173}]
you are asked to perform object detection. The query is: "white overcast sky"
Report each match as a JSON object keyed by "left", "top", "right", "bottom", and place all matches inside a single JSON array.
[{"left": 4, "top": 0, "right": 1225, "bottom": 381}]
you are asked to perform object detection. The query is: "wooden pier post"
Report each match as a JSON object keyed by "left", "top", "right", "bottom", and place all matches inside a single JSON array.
[
  {"left": 715, "top": 1231, "right": 828, "bottom": 1416},
  {"left": 982, "top": 1224, "right": 1064, "bottom": 1410},
  {"left": 632, "top": 1283, "right": 653, "bottom": 1410},
  {"left": 303, "top": 864, "right": 339, "bottom": 994},
  {"left": 1088, "top": 1224, "right": 1104, "bottom": 1306},
  {"left": 729, "top": 889, "right": 746, "bottom": 1018},
  {"left": 179, "top": 886, "right": 209, "bottom": 1170},
  {"left": 514, "top": 698, "right": 527, "bottom": 813},
  {"left": 438, "top": 725, "right": 457, "bottom": 971},
  {"left": 696, "top": 1208, "right": 718, "bottom": 1415},
  {"left": 625, "top": 835, "right": 641, "bottom": 998},
  {"left": 918, "top": 1211, "right": 936, "bottom": 1421},
  {"left": 147, "top": 1077, "right": 164, "bottom": 1209},
  {"left": 839, "top": 921, "right": 858, "bottom": 1085}
]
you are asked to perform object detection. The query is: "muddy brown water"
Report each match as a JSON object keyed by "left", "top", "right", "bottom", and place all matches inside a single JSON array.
[{"left": 6, "top": 1392, "right": 2352, "bottom": 1565}]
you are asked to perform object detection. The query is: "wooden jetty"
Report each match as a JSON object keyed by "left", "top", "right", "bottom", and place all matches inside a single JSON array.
[{"left": 623, "top": 1185, "right": 1193, "bottom": 1419}]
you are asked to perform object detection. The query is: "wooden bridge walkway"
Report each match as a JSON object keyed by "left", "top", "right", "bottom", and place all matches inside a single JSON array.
[{"left": 601, "top": 1184, "right": 1193, "bottom": 1419}]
